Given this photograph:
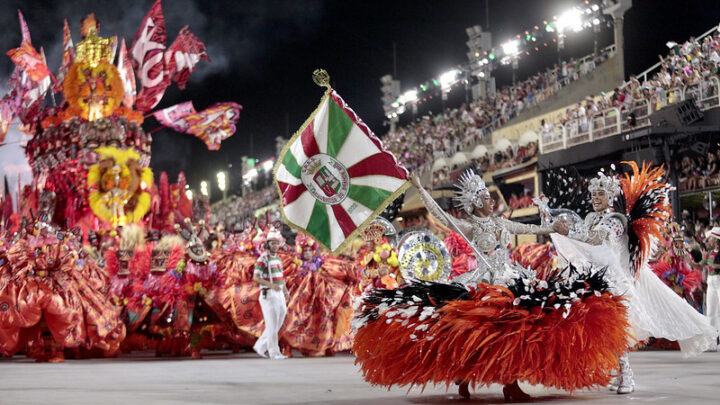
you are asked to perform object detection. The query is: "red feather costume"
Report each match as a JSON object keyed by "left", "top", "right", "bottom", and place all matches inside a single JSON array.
[
  {"left": 279, "top": 234, "right": 361, "bottom": 356},
  {"left": 0, "top": 223, "right": 124, "bottom": 360}
]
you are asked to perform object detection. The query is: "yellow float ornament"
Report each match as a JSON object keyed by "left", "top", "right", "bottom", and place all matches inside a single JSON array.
[
  {"left": 87, "top": 146, "right": 153, "bottom": 227},
  {"left": 62, "top": 14, "right": 124, "bottom": 122}
]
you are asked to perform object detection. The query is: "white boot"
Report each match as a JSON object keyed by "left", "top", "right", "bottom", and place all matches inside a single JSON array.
[
  {"left": 607, "top": 373, "right": 619, "bottom": 391},
  {"left": 617, "top": 354, "right": 635, "bottom": 395}
]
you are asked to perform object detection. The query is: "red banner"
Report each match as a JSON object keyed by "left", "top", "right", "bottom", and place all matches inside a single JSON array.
[
  {"left": 165, "top": 26, "right": 209, "bottom": 90},
  {"left": 54, "top": 19, "right": 75, "bottom": 94},
  {"left": 130, "top": 0, "right": 170, "bottom": 111},
  {"left": 117, "top": 39, "right": 137, "bottom": 108}
]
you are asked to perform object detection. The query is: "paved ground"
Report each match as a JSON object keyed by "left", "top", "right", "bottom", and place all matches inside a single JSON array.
[{"left": 0, "top": 350, "right": 718, "bottom": 404}]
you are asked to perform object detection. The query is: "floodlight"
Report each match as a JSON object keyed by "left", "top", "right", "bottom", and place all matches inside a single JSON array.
[
  {"left": 502, "top": 39, "right": 520, "bottom": 56},
  {"left": 557, "top": 8, "right": 583, "bottom": 33},
  {"left": 438, "top": 69, "right": 459, "bottom": 89}
]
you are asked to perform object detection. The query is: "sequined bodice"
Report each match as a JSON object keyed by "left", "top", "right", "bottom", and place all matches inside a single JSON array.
[{"left": 470, "top": 216, "right": 510, "bottom": 254}]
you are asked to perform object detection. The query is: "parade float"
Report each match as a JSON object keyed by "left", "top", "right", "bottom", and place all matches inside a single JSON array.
[
  {"left": 1, "top": 1, "right": 241, "bottom": 234},
  {"left": 0, "top": 1, "right": 242, "bottom": 360}
]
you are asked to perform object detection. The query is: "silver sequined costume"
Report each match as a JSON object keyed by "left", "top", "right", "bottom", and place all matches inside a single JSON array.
[
  {"left": 417, "top": 187, "right": 553, "bottom": 285},
  {"left": 554, "top": 208, "right": 719, "bottom": 357}
]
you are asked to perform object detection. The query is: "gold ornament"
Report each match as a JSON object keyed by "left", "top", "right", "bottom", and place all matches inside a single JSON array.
[
  {"left": 75, "top": 14, "right": 115, "bottom": 67},
  {"left": 87, "top": 147, "right": 153, "bottom": 227},
  {"left": 312, "top": 69, "right": 331, "bottom": 89},
  {"left": 62, "top": 15, "right": 124, "bottom": 121}
]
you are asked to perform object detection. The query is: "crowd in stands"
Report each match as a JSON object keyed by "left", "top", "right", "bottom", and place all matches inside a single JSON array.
[
  {"left": 673, "top": 146, "right": 720, "bottom": 192},
  {"left": 210, "top": 185, "right": 278, "bottom": 229},
  {"left": 542, "top": 28, "right": 720, "bottom": 142},
  {"left": 383, "top": 48, "right": 615, "bottom": 173},
  {"left": 432, "top": 136, "right": 539, "bottom": 187}
]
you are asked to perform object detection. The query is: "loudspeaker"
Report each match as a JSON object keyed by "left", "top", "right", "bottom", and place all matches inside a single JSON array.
[
  {"left": 649, "top": 99, "right": 703, "bottom": 128},
  {"left": 622, "top": 148, "right": 659, "bottom": 165}
]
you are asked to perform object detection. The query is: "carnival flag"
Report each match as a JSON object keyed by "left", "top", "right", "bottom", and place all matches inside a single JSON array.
[
  {"left": 0, "top": 98, "right": 14, "bottom": 144},
  {"left": 152, "top": 101, "right": 195, "bottom": 132},
  {"left": 5, "top": 48, "right": 52, "bottom": 127},
  {"left": 54, "top": 19, "right": 75, "bottom": 93},
  {"left": 165, "top": 26, "right": 210, "bottom": 90},
  {"left": 131, "top": 0, "right": 170, "bottom": 111},
  {"left": 153, "top": 101, "right": 241, "bottom": 150},
  {"left": 33, "top": 47, "right": 53, "bottom": 103},
  {"left": 183, "top": 102, "right": 241, "bottom": 150},
  {"left": 117, "top": 39, "right": 137, "bottom": 108},
  {"left": 274, "top": 71, "right": 409, "bottom": 254},
  {"left": 6, "top": 41, "right": 53, "bottom": 83},
  {"left": 17, "top": 10, "right": 31, "bottom": 44}
]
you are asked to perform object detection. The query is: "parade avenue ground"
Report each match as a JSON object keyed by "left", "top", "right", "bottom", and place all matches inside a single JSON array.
[{"left": 0, "top": 350, "right": 718, "bottom": 404}]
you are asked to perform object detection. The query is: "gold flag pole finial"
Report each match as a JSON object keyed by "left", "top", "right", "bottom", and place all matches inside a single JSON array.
[{"left": 312, "top": 69, "right": 332, "bottom": 89}]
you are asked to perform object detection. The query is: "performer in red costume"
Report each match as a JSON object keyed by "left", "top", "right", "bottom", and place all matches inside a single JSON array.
[
  {"left": 357, "top": 218, "right": 402, "bottom": 292},
  {"left": 124, "top": 234, "right": 187, "bottom": 356},
  {"left": 650, "top": 223, "right": 704, "bottom": 307},
  {"left": 105, "top": 224, "right": 149, "bottom": 352},
  {"left": 0, "top": 206, "right": 125, "bottom": 361},
  {"left": 174, "top": 218, "right": 236, "bottom": 359},
  {"left": 216, "top": 222, "right": 279, "bottom": 347},
  {"left": 281, "top": 233, "right": 359, "bottom": 356}
]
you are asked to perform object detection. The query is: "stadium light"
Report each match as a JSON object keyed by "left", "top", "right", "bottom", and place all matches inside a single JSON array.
[
  {"left": 399, "top": 89, "right": 418, "bottom": 104},
  {"left": 217, "top": 171, "right": 227, "bottom": 200},
  {"left": 501, "top": 39, "right": 520, "bottom": 57},
  {"left": 200, "top": 180, "right": 209, "bottom": 197},
  {"left": 557, "top": 8, "right": 583, "bottom": 33},
  {"left": 217, "top": 172, "right": 226, "bottom": 191},
  {"left": 262, "top": 159, "right": 274, "bottom": 172},
  {"left": 185, "top": 189, "right": 193, "bottom": 200},
  {"left": 438, "top": 69, "right": 459, "bottom": 90}
]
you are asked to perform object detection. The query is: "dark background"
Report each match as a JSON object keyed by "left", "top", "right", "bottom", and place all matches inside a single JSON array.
[{"left": 2, "top": 0, "right": 719, "bottom": 200}]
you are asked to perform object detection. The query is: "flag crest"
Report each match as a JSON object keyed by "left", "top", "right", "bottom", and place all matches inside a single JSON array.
[{"left": 275, "top": 78, "right": 408, "bottom": 254}]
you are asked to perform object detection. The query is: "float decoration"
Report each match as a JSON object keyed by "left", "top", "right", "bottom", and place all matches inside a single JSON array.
[
  {"left": 87, "top": 146, "right": 153, "bottom": 227},
  {"left": 0, "top": 2, "right": 242, "bottom": 228}
]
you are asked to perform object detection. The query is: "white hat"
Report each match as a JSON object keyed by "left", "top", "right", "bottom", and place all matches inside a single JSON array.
[
  {"left": 472, "top": 144, "right": 488, "bottom": 158},
  {"left": 450, "top": 152, "right": 468, "bottom": 166},
  {"left": 708, "top": 227, "right": 720, "bottom": 240},
  {"left": 265, "top": 229, "right": 283, "bottom": 242},
  {"left": 494, "top": 138, "right": 512, "bottom": 152},
  {"left": 518, "top": 131, "right": 538, "bottom": 147},
  {"left": 432, "top": 158, "right": 448, "bottom": 171}
]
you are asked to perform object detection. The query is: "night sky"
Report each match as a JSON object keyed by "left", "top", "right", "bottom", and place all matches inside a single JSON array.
[{"left": 1, "top": 0, "right": 719, "bottom": 199}]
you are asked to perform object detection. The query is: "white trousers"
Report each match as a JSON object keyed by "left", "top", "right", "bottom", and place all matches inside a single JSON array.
[
  {"left": 255, "top": 289, "right": 287, "bottom": 358},
  {"left": 707, "top": 275, "right": 720, "bottom": 333}
]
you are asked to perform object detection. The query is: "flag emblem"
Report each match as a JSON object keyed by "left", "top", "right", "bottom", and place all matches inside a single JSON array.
[{"left": 301, "top": 154, "right": 350, "bottom": 205}]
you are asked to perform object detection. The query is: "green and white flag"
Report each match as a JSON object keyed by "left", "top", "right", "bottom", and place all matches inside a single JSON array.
[{"left": 274, "top": 73, "right": 409, "bottom": 254}]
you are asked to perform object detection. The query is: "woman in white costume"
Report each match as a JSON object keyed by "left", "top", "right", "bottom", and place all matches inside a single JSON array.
[
  {"left": 703, "top": 227, "right": 720, "bottom": 348},
  {"left": 551, "top": 163, "right": 719, "bottom": 395}
]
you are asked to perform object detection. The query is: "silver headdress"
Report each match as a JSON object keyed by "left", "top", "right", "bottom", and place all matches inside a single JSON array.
[
  {"left": 455, "top": 169, "right": 488, "bottom": 213},
  {"left": 588, "top": 171, "right": 621, "bottom": 200}
]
